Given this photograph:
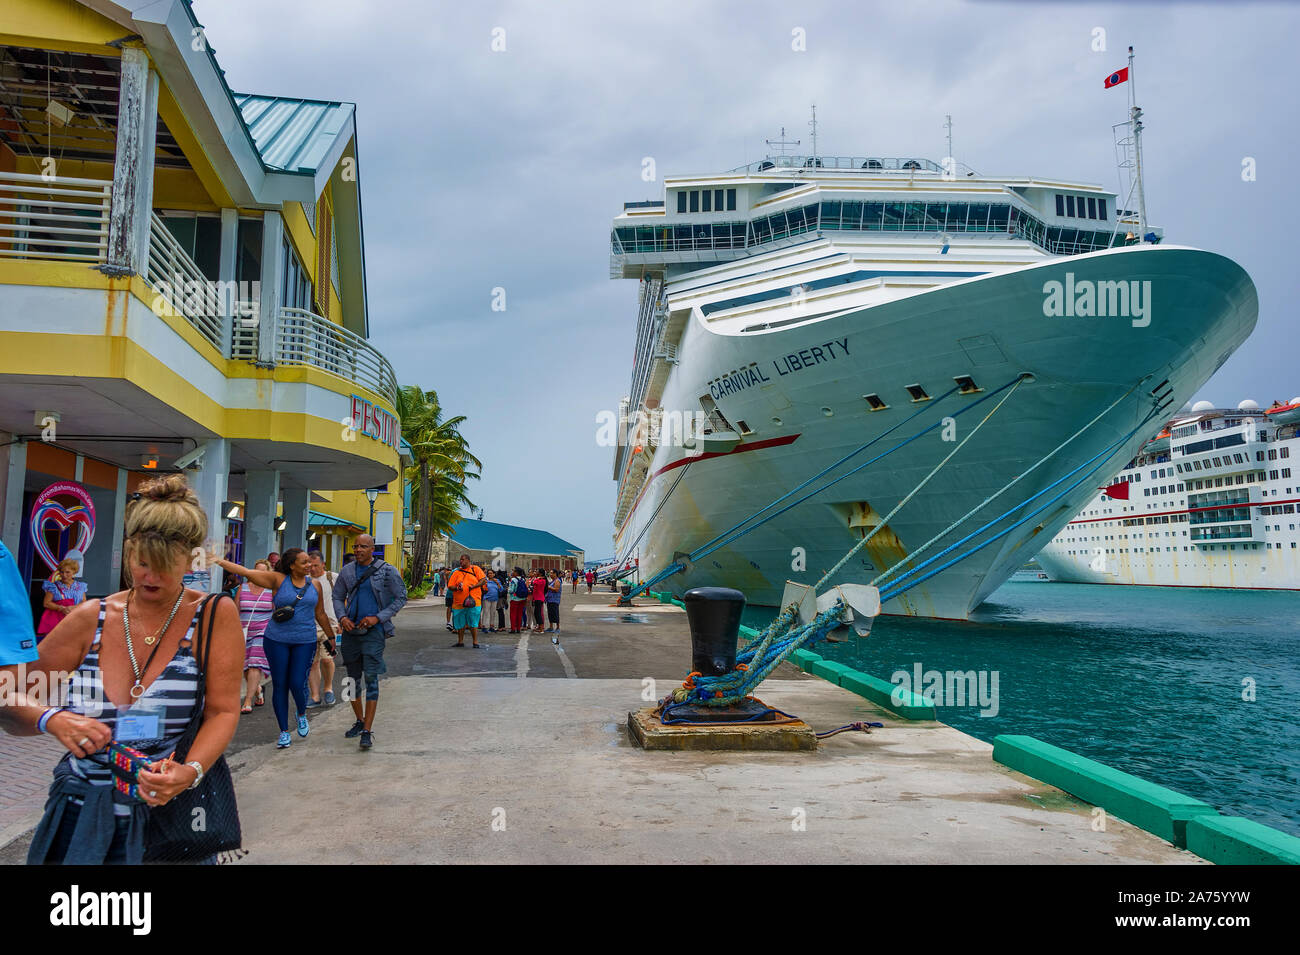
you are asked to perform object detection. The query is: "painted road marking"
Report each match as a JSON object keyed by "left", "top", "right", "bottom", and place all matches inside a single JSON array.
[
  {"left": 515, "top": 630, "right": 530, "bottom": 679},
  {"left": 553, "top": 642, "right": 577, "bottom": 679},
  {"left": 572, "top": 604, "right": 684, "bottom": 613}
]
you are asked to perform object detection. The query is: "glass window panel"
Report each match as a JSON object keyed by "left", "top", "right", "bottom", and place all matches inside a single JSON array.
[
  {"left": 702, "top": 190, "right": 712, "bottom": 212},
  {"left": 967, "top": 203, "right": 990, "bottom": 232},
  {"left": 883, "top": 202, "right": 906, "bottom": 230},
  {"left": 1066, "top": 195, "right": 1076, "bottom": 217},
  {"left": 822, "top": 200, "right": 842, "bottom": 230},
  {"left": 946, "top": 203, "right": 968, "bottom": 231},
  {"left": 689, "top": 191, "right": 699, "bottom": 213},
  {"left": 1099, "top": 198, "right": 1108, "bottom": 220},
  {"left": 236, "top": 217, "right": 262, "bottom": 285},
  {"left": 787, "top": 207, "right": 805, "bottom": 233},
  {"left": 715, "top": 189, "right": 724, "bottom": 210},
  {"left": 1055, "top": 194, "right": 1065, "bottom": 216},
  {"left": 804, "top": 204, "right": 818, "bottom": 230},
  {"left": 925, "top": 202, "right": 947, "bottom": 230},
  {"left": 674, "top": 225, "right": 692, "bottom": 250},
  {"left": 677, "top": 192, "right": 687, "bottom": 213},
  {"left": 1087, "top": 196, "right": 1097, "bottom": 219},
  {"left": 843, "top": 201, "right": 865, "bottom": 229},
  {"left": 727, "top": 188, "right": 737, "bottom": 211},
  {"left": 987, "top": 204, "right": 1009, "bottom": 231},
  {"left": 903, "top": 202, "right": 926, "bottom": 230}
]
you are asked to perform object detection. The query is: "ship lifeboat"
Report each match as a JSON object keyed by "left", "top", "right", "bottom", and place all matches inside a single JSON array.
[
  {"left": 1264, "top": 399, "right": 1300, "bottom": 425},
  {"left": 1142, "top": 428, "right": 1172, "bottom": 452}
]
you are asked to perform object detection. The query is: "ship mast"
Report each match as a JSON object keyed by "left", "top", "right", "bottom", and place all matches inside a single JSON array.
[{"left": 1128, "top": 46, "right": 1148, "bottom": 242}]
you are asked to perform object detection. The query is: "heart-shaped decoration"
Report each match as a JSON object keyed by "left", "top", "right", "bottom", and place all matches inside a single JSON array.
[{"left": 29, "top": 483, "right": 96, "bottom": 573}]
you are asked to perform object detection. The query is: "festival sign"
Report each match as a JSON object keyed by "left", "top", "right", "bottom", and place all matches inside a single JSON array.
[{"left": 29, "top": 481, "right": 96, "bottom": 575}]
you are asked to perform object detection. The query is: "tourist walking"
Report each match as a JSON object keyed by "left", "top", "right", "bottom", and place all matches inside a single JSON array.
[
  {"left": 508, "top": 566, "right": 529, "bottom": 633},
  {"left": 306, "top": 551, "right": 340, "bottom": 707},
  {"left": 37, "top": 559, "right": 87, "bottom": 641},
  {"left": 215, "top": 548, "right": 334, "bottom": 748},
  {"left": 448, "top": 553, "right": 487, "bottom": 647},
  {"left": 236, "top": 560, "right": 273, "bottom": 712},
  {"left": 530, "top": 570, "right": 546, "bottom": 633},
  {"left": 480, "top": 572, "right": 501, "bottom": 633},
  {"left": 332, "top": 534, "right": 407, "bottom": 751},
  {"left": 585, "top": 569, "right": 594, "bottom": 593},
  {"left": 4, "top": 474, "right": 244, "bottom": 864},
  {"left": 546, "top": 569, "right": 563, "bottom": 640}
]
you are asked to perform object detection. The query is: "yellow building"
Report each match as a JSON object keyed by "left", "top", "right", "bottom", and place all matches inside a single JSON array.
[{"left": 0, "top": 0, "right": 406, "bottom": 602}]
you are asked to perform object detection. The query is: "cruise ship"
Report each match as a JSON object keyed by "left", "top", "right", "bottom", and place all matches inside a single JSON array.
[
  {"left": 607, "top": 151, "right": 1258, "bottom": 618},
  {"left": 1036, "top": 399, "right": 1300, "bottom": 589}
]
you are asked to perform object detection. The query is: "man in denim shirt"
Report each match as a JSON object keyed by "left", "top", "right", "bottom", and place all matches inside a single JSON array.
[{"left": 332, "top": 534, "right": 407, "bottom": 750}]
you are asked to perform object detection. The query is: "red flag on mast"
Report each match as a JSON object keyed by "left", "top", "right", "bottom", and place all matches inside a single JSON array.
[{"left": 1104, "top": 67, "right": 1130, "bottom": 89}]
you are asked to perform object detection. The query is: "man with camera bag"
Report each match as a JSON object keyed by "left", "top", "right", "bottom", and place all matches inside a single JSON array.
[
  {"left": 447, "top": 553, "right": 487, "bottom": 649},
  {"left": 332, "top": 535, "right": 407, "bottom": 750}
]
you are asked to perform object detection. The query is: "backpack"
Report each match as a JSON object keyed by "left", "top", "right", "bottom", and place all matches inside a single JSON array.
[{"left": 513, "top": 576, "right": 529, "bottom": 599}]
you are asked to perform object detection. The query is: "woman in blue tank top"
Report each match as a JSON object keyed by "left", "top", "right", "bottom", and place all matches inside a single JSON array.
[{"left": 214, "top": 547, "right": 333, "bottom": 748}]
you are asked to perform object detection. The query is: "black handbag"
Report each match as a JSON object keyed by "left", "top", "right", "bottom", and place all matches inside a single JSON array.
[
  {"left": 144, "top": 592, "right": 243, "bottom": 863},
  {"left": 271, "top": 582, "right": 308, "bottom": 623}
]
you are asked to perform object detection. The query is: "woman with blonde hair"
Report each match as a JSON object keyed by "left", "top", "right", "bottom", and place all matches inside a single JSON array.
[
  {"left": 37, "top": 558, "right": 87, "bottom": 641},
  {"left": 1, "top": 473, "right": 244, "bottom": 864}
]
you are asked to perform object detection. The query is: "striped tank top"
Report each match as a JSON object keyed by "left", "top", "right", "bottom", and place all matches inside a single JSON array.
[{"left": 60, "top": 598, "right": 204, "bottom": 816}]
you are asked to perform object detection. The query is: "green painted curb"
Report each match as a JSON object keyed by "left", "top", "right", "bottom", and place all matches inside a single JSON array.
[
  {"left": 1185, "top": 815, "right": 1300, "bottom": 865},
  {"left": 788, "top": 649, "right": 822, "bottom": 671},
  {"left": 809, "top": 658, "right": 858, "bottom": 684},
  {"left": 992, "top": 735, "right": 1218, "bottom": 848},
  {"left": 837, "top": 669, "right": 937, "bottom": 720}
]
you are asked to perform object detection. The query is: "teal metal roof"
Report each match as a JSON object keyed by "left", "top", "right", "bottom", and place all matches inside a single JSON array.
[
  {"left": 447, "top": 518, "right": 584, "bottom": 558},
  {"left": 308, "top": 509, "right": 363, "bottom": 530},
  {"left": 232, "top": 93, "right": 354, "bottom": 174}
]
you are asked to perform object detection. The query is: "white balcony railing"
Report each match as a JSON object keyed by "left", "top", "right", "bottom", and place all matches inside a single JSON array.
[
  {"left": 146, "top": 211, "right": 224, "bottom": 349},
  {"left": 0, "top": 170, "right": 110, "bottom": 263},
  {"left": 276, "top": 307, "right": 398, "bottom": 405}
]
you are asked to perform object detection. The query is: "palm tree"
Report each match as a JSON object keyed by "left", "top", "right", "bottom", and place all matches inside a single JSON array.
[{"left": 397, "top": 385, "right": 481, "bottom": 586}]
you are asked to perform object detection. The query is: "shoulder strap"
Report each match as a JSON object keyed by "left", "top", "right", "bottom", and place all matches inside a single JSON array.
[{"left": 174, "top": 593, "right": 226, "bottom": 761}]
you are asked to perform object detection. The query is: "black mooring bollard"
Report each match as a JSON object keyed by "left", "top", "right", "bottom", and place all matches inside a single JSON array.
[{"left": 683, "top": 587, "right": 746, "bottom": 677}]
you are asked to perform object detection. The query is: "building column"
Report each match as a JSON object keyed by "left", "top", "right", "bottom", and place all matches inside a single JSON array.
[
  {"left": 109, "top": 468, "right": 127, "bottom": 589},
  {"left": 257, "top": 211, "right": 285, "bottom": 365},
  {"left": 217, "top": 209, "right": 239, "bottom": 358},
  {"left": 281, "top": 487, "right": 310, "bottom": 554},
  {"left": 188, "top": 439, "right": 230, "bottom": 593},
  {"left": 244, "top": 470, "right": 280, "bottom": 566},
  {"left": 106, "top": 46, "right": 159, "bottom": 275},
  {"left": 1, "top": 438, "right": 27, "bottom": 554}
]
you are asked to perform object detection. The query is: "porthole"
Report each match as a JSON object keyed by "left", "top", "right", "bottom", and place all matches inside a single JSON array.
[{"left": 822, "top": 407, "right": 834, "bottom": 417}]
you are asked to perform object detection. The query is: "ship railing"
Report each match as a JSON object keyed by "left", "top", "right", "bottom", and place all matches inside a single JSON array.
[
  {"left": 729, "top": 156, "right": 958, "bottom": 175},
  {"left": 276, "top": 307, "right": 398, "bottom": 405}
]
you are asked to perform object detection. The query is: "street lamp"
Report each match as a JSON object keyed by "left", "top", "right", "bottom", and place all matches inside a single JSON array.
[{"left": 365, "top": 487, "right": 379, "bottom": 536}]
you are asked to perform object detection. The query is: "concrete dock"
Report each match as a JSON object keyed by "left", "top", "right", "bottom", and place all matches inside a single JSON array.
[{"left": 0, "top": 589, "right": 1200, "bottom": 864}]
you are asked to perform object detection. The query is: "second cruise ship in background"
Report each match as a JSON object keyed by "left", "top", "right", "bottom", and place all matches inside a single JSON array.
[
  {"left": 1036, "top": 398, "right": 1300, "bottom": 589},
  {"left": 607, "top": 123, "right": 1259, "bottom": 618}
]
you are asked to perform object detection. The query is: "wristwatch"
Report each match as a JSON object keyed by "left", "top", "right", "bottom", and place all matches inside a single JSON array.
[{"left": 186, "top": 760, "right": 205, "bottom": 789}]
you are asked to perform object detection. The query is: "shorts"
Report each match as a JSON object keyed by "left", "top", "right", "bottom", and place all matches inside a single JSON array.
[
  {"left": 341, "top": 628, "right": 387, "bottom": 700},
  {"left": 452, "top": 606, "right": 482, "bottom": 630},
  {"left": 546, "top": 601, "right": 560, "bottom": 624},
  {"left": 445, "top": 593, "right": 453, "bottom": 607}
]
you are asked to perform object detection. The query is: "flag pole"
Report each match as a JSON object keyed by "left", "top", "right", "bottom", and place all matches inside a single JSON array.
[{"left": 1129, "top": 45, "right": 1148, "bottom": 242}]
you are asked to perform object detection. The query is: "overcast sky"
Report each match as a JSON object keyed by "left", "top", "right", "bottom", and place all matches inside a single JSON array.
[{"left": 192, "top": 0, "right": 1299, "bottom": 556}]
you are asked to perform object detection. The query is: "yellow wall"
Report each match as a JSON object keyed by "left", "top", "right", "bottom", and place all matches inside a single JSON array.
[
  {"left": 0, "top": 0, "right": 126, "bottom": 56},
  {"left": 318, "top": 479, "right": 406, "bottom": 571}
]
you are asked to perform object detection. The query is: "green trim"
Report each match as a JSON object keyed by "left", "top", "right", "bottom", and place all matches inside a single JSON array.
[
  {"left": 992, "top": 735, "right": 1218, "bottom": 848},
  {"left": 1185, "top": 815, "right": 1300, "bottom": 865},
  {"left": 837, "top": 669, "right": 937, "bottom": 720}
]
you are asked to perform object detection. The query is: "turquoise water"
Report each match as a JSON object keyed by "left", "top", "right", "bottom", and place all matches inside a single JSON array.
[{"left": 745, "top": 580, "right": 1300, "bottom": 837}]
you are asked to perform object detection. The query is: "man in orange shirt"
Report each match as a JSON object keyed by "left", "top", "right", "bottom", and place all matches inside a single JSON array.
[{"left": 448, "top": 553, "right": 487, "bottom": 648}]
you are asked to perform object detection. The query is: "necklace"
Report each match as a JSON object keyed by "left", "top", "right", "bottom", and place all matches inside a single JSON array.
[{"left": 123, "top": 589, "right": 184, "bottom": 699}]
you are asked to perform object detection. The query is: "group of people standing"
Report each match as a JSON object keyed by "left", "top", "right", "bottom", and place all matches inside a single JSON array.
[
  {"left": 214, "top": 534, "right": 406, "bottom": 752},
  {"left": 432, "top": 560, "right": 569, "bottom": 648}
]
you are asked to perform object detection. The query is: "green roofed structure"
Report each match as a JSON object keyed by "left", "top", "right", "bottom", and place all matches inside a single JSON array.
[{"left": 434, "top": 518, "right": 585, "bottom": 575}]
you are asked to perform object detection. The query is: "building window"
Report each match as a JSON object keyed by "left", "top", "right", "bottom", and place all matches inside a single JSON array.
[
  {"left": 1055, "top": 194, "right": 1065, "bottom": 216},
  {"left": 690, "top": 191, "right": 699, "bottom": 213},
  {"left": 1087, "top": 196, "right": 1097, "bottom": 219},
  {"left": 1098, "top": 198, "right": 1108, "bottom": 220},
  {"left": 677, "top": 192, "right": 687, "bottom": 213},
  {"left": 715, "top": 189, "right": 724, "bottom": 210},
  {"left": 1066, "top": 195, "right": 1076, "bottom": 217},
  {"left": 727, "top": 188, "right": 737, "bottom": 211},
  {"left": 702, "top": 190, "right": 712, "bottom": 212}
]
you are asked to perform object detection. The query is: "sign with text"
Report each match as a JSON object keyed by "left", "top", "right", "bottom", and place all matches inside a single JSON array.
[{"left": 349, "top": 395, "right": 399, "bottom": 450}]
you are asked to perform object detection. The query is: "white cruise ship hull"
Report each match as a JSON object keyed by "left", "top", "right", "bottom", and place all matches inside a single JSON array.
[{"left": 616, "top": 245, "right": 1258, "bottom": 618}]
